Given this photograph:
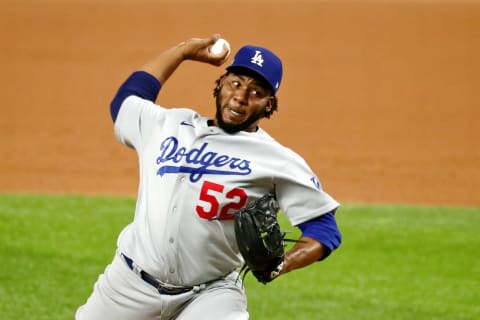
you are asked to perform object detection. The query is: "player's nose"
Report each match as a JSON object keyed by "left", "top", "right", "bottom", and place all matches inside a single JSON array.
[{"left": 232, "top": 88, "right": 249, "bottom": 105}]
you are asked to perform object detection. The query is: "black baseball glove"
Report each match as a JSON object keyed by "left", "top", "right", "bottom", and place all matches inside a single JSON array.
[{"left": 234, "top": 193, "right": 285, "bottom": 284}]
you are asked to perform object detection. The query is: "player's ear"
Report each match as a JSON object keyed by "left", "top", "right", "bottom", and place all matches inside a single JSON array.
[
  {"left": 264, "top": 95, "right": 278, "bottom": 119},
  {"left": 213, "top": 73, "right": 227, "bottom": 97},
  {"left": 264, "top": 99, "right": 273, "bottom": 116},
  {"left": 266, "top": 97, "right": 274, "bottom": 112}
]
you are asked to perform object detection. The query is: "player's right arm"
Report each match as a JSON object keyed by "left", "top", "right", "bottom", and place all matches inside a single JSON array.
[
  {"left": 140, "top": 34, "right": 229, "bottom": 84},
  {"left": 110, "top": 34, "right": 229, "bottom": 123}
]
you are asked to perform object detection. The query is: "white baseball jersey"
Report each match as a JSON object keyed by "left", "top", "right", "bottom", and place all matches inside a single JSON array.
[{"left": 114, "top": 95, "right": 339, "bottom": 286}]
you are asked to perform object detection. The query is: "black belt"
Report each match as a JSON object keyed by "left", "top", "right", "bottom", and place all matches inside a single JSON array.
[{"left": 121, "top": 253, "right": 194, "bottom": 295}]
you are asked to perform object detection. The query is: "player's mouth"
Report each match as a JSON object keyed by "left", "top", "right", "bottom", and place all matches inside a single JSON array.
[
  {"left": 230, "top": 108, "right": 244, "bottom": 117},
  {"left": 224, "top": 107, "right": 246, "bottom": 123}
]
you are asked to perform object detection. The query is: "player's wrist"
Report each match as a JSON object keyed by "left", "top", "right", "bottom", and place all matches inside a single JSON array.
[{"left": 176, "top": 41, "right": 189, "bottom": 60}]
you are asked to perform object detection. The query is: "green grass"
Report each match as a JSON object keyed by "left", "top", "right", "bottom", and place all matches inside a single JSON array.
[{"left": 0, "top": 194, "right": 479, "bottom": 320}]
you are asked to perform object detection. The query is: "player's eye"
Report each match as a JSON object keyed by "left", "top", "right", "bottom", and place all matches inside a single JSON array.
[
  {"left": 232, "top": 80, "right": 241, "bottom": 87},
  {"left": 250, "top": 87, "right": 266, "bottom": 98}
]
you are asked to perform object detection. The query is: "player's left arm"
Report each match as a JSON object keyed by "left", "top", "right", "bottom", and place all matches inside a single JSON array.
[{"left": 280, "top": 211, "right": 341, "bottom": 275}]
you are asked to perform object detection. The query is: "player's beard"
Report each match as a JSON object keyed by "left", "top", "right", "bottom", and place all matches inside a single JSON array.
[{"left": 215, "top": 96, "right": 265, "bottom": 134}]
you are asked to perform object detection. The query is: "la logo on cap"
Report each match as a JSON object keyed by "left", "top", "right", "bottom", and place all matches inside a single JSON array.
[{"left": 250, "top": 51, "right": 264, "bottom": 67}]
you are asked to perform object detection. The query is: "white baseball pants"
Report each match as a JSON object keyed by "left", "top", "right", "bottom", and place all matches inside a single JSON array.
[{"left": 75, "top": 252, "right": 249, "bottom": 320}]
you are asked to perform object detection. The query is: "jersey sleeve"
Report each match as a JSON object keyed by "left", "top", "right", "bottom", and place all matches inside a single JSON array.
[
  {"left": 110, "top": 71, "right": 161, "bottom": 122},
  {"left": 298, "top": 211, "right": 342, "bottom": 259},
  {"left": 114, "top": 95, "right": 167, "bottom": 151},
  {"left": 274, "top": 152, "right": 339, "bottom": 226}
]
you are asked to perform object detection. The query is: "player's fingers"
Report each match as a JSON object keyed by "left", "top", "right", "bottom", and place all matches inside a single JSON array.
[
  {"left": 205, "top": 34, "right": 231, "bottom": 66},
  {"left": 196, "top": 34, "right": 222, "bottom": 57},
  {"left": 206, "top": 34, "right": 221, "bottom": 46},
  {"left": 185, "top": 35, "right": 219, "bottom": 53},
  {"left": 184, "top": 34, "right": 227, "bottom": 66}
]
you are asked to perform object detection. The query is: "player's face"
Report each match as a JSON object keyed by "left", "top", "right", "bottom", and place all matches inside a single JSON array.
[{"left": 215, "top": 73, "right": 273, "bottom": 134}]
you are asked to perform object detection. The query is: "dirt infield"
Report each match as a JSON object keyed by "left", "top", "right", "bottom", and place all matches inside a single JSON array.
[{"left": 1, "top": 0, "right": 479, "bottom": 207}]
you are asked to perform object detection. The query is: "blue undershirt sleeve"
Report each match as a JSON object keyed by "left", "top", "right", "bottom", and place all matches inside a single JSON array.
[
  {"left": 110, "top": 71, "right": 161, "bottom": 122},
  {"left": 297, "top": 211, "right": 342, "bottom": 260}
]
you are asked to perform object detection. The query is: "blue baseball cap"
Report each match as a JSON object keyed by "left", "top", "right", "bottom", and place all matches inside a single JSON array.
[{"left": 226, "top": 45, "right": 283, "bottom": 94}]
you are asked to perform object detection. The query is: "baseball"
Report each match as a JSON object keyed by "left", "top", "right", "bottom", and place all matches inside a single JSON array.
[{"left": 210, "top": 38, "right": 231, "bottom": 57}]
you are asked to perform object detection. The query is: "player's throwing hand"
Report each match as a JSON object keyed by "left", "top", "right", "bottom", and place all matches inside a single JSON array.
[{"left": 181, "top": 34, "right": 229, "bottom": 66}]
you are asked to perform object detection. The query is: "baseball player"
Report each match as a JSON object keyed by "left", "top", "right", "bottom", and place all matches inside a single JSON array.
[{"left": 75, "top": 34, "right": 342, "bottom": 320}]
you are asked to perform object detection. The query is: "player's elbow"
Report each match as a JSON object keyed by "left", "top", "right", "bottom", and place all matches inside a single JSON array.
[{"left": 298, "top": 211, "right": 342, "bottom": 261}]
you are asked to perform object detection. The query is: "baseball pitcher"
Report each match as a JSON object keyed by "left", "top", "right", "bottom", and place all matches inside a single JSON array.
[{"left": 75, "top": 34, "right": 342, "bottom": 320}]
